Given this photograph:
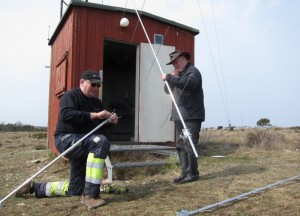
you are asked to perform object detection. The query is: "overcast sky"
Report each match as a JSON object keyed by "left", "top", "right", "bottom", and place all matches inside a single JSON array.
[{"left": 0, "top": 0, "right": 299, "bottom": 128}]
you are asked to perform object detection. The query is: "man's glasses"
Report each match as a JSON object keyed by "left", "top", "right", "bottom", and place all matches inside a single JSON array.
[
  {"left": 86, "top": 80, "right": 102, "bottom": 88},
  {"left": 91, "top": 83, "right": 102, "bottom": 88}
]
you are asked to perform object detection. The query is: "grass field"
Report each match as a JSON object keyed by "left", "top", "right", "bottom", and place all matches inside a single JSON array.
[{"left": 0, "top": 128, "right": 299, "bottom": 216}]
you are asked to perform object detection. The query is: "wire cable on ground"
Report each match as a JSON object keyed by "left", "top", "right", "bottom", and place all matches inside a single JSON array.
[{"left": 176, "top": 175, "right": 300, "bottom": 215}]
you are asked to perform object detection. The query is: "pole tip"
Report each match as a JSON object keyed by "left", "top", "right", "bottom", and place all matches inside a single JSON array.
[{"left": 176, "top": 210, "right": 189, "bottom": 216}]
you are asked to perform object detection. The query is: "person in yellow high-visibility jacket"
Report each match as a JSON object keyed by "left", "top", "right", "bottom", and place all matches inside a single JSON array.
[{"left": 15, "top": 70, "right": 119, "bottom": 209}]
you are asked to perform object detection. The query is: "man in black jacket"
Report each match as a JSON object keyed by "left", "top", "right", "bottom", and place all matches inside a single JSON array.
[
  {"left": 161, "top": 50, "right": 205, "bottom": 184},
  {"left": 15, "top": 70, "right": 118, "bottom": 209}
]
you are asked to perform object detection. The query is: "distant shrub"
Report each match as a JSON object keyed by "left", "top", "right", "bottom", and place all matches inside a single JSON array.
[
  {"left": 256, "top": 118, "right": 271, "bottom": 128},
  {"left": 48, "top": 152, "right": 56, "bottom": 160},
  {"left": 289, "top": 126, "right": 300, "bottom": 132},
  {"left": 243, "top": 130, "right": 288, "bottom": 150},
  {"left": 31, "top": 133, "right": 47, "bottom": 139},
  {"left": 273, "top": 127, "right": 283, "bottom": 131},
  {"left": 217, "top": 126, "right": 223, "bottom": 130},
  {"left": 34, "top": 144, "right": 47, "bottom": 150},
  {"left": 0, "top": 123, "right": 47, "bottom": 132}
]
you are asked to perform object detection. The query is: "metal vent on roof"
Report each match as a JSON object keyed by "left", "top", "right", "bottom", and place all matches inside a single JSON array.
[{"left": 154, "top": 34, "right": 163, "bottom": 45}]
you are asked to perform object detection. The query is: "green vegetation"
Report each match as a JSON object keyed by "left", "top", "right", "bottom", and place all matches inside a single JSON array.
[
  {"left": 256, "top": 118, "right": 271, "bottom": 127},
  {"left": 0, "top": 122, "right": 47, "bottom": 132},
  {"left": 31, "top": 132, "right": 47, "bottom": 139}
]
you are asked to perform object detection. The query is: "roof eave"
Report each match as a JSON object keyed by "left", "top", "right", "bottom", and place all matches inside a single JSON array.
[{"left": 48, "top": 1, "right": 199, "bottom": 45}]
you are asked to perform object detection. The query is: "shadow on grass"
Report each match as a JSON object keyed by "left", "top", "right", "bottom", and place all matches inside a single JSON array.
[
  {"left": 200, "top": 165, "right": 266, "bottom": 180},
  {"left": 107, "top": 180, "right": 176, "bottom": 203},
  {"left": 199, "top": 142, "right": 240, "bottom": 157}
]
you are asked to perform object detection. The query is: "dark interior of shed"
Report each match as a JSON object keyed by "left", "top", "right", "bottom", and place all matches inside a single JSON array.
[{"left": 102, "top": 40, "right": 136, "bottom": 142}]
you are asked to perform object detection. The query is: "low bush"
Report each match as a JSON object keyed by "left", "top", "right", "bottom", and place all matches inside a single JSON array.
[
  {"left": 31, "top": 132, "right": 47, "bottom": 139},
  {"left": 243, "top": 129, "right": 289, "bottom": 150}
]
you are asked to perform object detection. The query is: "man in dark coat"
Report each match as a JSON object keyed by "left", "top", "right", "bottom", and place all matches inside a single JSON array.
[{"left": 161, "top": 50, "right": 205, "bottom": 184}]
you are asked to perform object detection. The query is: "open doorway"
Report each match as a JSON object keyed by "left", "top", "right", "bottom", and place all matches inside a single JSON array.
[{"left": 102, "top": 40, "right": 136, "bottom": 142}]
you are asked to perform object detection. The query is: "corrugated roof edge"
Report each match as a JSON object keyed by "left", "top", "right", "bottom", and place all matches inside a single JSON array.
[{"left": 48, "top": 0, "right": 200, "bottom": 45}]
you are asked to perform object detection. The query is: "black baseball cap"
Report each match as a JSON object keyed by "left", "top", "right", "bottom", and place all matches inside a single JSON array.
[{"left": 81, "top": 70, "right": 101, "bottom": 84}]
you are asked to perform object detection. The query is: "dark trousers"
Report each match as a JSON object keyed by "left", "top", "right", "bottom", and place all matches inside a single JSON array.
[
  {"left": 175, "top": 120, "right": 202, "bottom": 177},
  {"left": 35, "top": 133, "right": 110, "bottom": 198}
]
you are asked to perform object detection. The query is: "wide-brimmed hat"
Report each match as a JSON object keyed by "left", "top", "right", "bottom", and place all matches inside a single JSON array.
[
  {"left": 166, "top": 50, "right": 190, "bottom": 65},
  {"left": 81, "top": 70, "right": 102, "bottom": 84}
]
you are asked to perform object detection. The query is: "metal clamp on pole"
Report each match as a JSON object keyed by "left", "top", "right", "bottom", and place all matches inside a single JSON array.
[{"left": 180, "top": 129, "right": 191, "bottom": 140}]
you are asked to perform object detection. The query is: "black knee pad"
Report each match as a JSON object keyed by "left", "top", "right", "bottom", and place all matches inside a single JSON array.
[{"left": 91, "top": 135, "right": 111, "bottom": 159}]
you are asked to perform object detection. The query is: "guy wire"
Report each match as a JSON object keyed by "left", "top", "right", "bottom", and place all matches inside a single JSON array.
[
  {"left": 210, "top": 0, "right": 231, "bottom": 125},
  {"left": 196, "top": 0, "right": 231, "bottom": 125},
  {"left": 145, "top": 26, "right": 170, "bottom": 81},
  {"left": 130, "top": 0, "right": 146, "bottom": 43},
  {"left": 121, "top": 0, "right": 129, "bottom": 18}
]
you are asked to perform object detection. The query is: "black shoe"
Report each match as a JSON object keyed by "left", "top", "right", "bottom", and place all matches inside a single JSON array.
[
  {"left": 178, "top": 175, "right": 199, "bottom": 184},
  {"left": 173, "top": 175, "right": 187, "bottom": 183},
  {"left": 15, "top": 180, "right": 35, "bottom": 197}
]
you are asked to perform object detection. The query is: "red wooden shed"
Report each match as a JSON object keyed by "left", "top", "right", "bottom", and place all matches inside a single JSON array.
[{"left": 47, "top": 1, "right": 199, "bottom": 154}]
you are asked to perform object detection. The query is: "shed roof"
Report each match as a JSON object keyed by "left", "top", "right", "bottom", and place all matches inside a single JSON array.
[{"left": 48, "top": 0, "right": 199, "bottom": 45}]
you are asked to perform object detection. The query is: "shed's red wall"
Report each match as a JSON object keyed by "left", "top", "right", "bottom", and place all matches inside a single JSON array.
[
  {"left": 48, "top": 5, "right": 197, "bottom": 152},
  {"left": 48, "top": 12, "right": 74, "bottom": 154}
]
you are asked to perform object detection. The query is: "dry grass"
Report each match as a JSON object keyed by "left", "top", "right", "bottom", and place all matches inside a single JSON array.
[{"left": 0, "top": 129, "right": 299, "bottom": 216}]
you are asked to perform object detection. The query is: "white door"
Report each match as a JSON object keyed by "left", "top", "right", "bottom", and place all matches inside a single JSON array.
[{"left": 135, "top": 43, "right": 175, "bottom": 142}]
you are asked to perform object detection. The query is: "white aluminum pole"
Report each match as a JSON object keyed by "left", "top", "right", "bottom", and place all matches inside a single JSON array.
[
  {"left": 131, "top": 0, "right": 198, "bottom": 158},
  {"left": 0, "top": 114, "right": 116, "bottom": 207}
]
